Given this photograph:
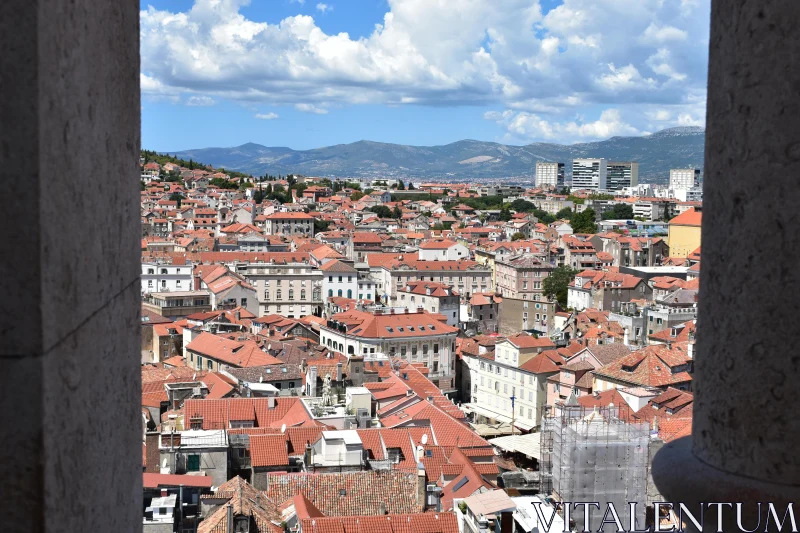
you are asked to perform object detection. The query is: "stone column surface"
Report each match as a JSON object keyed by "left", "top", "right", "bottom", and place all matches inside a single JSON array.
[
  {"left": 0, "top": 1, "right": 141, "bottom": 532},
  {"left": 652, "top": 0, "right": 800, "bottom": 519}
]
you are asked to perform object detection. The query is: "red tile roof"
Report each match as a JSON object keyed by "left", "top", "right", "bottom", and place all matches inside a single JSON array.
[
  {"left": 250, "top": 434, "right": 290, "bottom": 467},
  {"left": 265, "top": 471, "right": 424, "bottom": 516},
  {"left": 186, "top": 332, "right": 282, "bottom": 367},
  {"left": 669, "top": 207, "right": 702, "bottom": 227},
  {"left": 300, "top": 512, "right": 459, "bottom": 533},
  {"left": 183, "top": 397, "right": 312, "bottom": 430},
  {"left": 143, "top": 473, "right": 213, "bottom": 489}
]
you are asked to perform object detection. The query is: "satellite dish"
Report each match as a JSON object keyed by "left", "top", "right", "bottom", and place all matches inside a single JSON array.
[
  {"left": 281, "top": 424, "right": 286, "bottom": 434},
  {"left": 421, "top": 434, "right": 428, "bottom": 445}
]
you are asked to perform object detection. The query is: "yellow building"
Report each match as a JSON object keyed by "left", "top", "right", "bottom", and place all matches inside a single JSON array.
[{"left": 667, "top": 207, "right": 702, "bottom": 258}]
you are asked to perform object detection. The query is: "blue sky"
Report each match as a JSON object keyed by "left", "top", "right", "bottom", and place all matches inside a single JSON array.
[{"left": 141, "top": 0, "right": 710, "bottom": 152}]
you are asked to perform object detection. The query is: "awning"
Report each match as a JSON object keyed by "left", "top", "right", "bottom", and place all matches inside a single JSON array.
[
  {"left": 462, "top": 403, "right": 512, "bottom": 424},
  {"left": 462, "top": 404, "right": 536, "bottom": 431},
  {"left": 488, "top": 433, "right": 542, "bottom": 460}
]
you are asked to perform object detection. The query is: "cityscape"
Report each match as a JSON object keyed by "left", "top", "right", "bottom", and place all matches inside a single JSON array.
[
  {"left": 136, "top": 1, "right": 708, "bottom": 532},
  {"left": 6, "top": 0, "right": 798, "bottom": 532},
  {"left": 138, "top": 142, "right": 704, "bottom": 532}
]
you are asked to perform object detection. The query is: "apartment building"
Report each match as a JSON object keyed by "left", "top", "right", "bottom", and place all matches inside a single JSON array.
[
  {"left": 463, "top": 333, "right": 559, "bottom": 430},
  {"left": 396, "top": 281, "right": 460, "bottom": 326},
  {"left": 567, "top": 270, "right": 651, "bottom": 312},
  {"left": 369, "top": 256, "right": 493, "bottom": 303},
  {"left": 263, "top": 212, "right": 315, "bottom": 236},
  {"left": 571, "top": 158, "right": 607, "bottom": 190},
  {"left": 320, "top": 307, "right": 459, "bottom": 378},
  {"left": 606, "top": 161, "right": 639, "bottom": 191},
  {"left": 535, "top": 161, "right": 565, "bottom": 189},
  {"left": 495, "top": 254, "right": 553, "bottom": 300},
  {"left": 212, "top": 253, "right": 323, "bottom": 318},
  {"left": 141, "top": 262, "right": 193, "bottom": 293},
  {"left": 669, "top": 168, "right": 700, "bottom": 190}
]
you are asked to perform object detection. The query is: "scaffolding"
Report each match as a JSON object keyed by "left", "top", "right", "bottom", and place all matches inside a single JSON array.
[{"left": 539, "top": 405, "right": 650, "bottom": 531}]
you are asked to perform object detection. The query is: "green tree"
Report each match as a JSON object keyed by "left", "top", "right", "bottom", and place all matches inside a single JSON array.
[
  {"left": 509, "top": 199, "right": 536, "bottom": 212},
  {"left": 314, "top": 219, "right": 331, "bottom": 233},
  {"left": 408, "top": 182, "right": 416, "bottom": 190},
  {"left": 209, "top": 177, "right": 237, "bottom": 189},
  {"left": 168, "top": 192, "right": 183, "bottom": 208},
  {"left": 369, "top": 205, "right": 392, "bottom": 218},
  {"left": 287, "top": 175, "right": 297, "bottom": 186},
  {"left": 499, "top": 207, "right": 513, "bottom": 221},
  {"left": 511, "top": 232, "right": 526, "bottom": 241},
  {"left": 543, "top": 266, "right": 579, "bottom": 308},
  {"left": 397, "top": 179, "right": 406, "bottom": 191},
  {"left": 350, "top": 191, "right": 365, "bottom": 201},
  {"left": 555, "top": 207, "right": 573, "bottom": 219},
  {"left": 570, "top": 208, "right": 597, "bottom": 233},
  {"left": 601, "top": 204, "right": 635, "bottom": 220},
  {"left": 392, "top": 205, "right": 403, "bottom": 219}
]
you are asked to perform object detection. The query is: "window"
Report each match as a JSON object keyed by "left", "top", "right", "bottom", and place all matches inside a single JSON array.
[
  {"left": 422, "top": 344, "right": 428, "bottom": 355},
  {"left": 186, "top": 455, "right": 200, "bottom": 472},
  {"left": 288, "top": 290, "right": 294, "bottom": 300},
  {"left": 337, "top": 289, "right": 343, "bottom": 297},
  {"left": 240, "top": 298, "right": 247, "bottom": 307},
  {"left": 328, "top": 289, "right": 333, "bottom": 297},
  {"left": 387, "top": 448, "right": 403, "bottom": 464},
  {"left": 301, "top": 289, "right": 306, "bottom": 300},
  {"left": 207, "top": 360, "right": 212, "bottom": 370},
  {"left": 147, "top": 268, "right": 154, "bottom": 274},
  {"left": 433, "top": 343, "right": 439, "bottom": 353}
]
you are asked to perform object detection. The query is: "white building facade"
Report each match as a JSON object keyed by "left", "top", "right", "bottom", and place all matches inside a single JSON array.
[
  {"left": 571, "top": 158, "right": 608, "bottom": 191},
  {"left": 535, "top": 161, "right": 565, "bottom": 189},
  {"left": 141, "top": 262, "right": 193, "bottom": 294},
  {"left": 669, "top": 168, "right": 701, "bottom": 190}
]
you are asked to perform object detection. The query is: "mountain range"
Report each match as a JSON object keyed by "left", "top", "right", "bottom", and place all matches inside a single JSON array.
[{"left": 170, "top": 126, "right": 705, "bottom": 184}]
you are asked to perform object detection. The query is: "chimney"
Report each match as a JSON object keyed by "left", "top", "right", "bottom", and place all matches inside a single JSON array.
[
  {"left": 623, "top": 327, "right": 630, "bottom": 346},
  {"left": 380, "top": 502, "right": 388, "bottom": 516},
  {"left": 308, "top": 366, "right": 318, "bottom": 397},
  {"left": 687, "top": 342, "right": 694, "bottom": 360},
  {"left": 667, "top": 341, "right": 672, "bottom": 350},
  {"left": 226, "top": 504, "right": 233, "bottom": 533},
  {"left": 336, "top": 362, "right": 343, "bottom": 382}
]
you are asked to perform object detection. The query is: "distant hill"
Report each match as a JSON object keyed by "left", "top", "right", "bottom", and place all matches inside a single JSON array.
[{"left": 169, "top": 126, "right": 705, "bottom": 184}]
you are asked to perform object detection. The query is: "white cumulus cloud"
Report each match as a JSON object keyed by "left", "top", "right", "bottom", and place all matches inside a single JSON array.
[
  {"left": 255, "top": 112, "right": 279, "bottom": 120},
  {"left": 186, "top": 95, "right": 216, "bottom": 106},
  {"left": 295, "top": 103, "right": 328, "bottom": 114},
  {"left": 140, "top": 0, "right": 711, "bottom": 142}
]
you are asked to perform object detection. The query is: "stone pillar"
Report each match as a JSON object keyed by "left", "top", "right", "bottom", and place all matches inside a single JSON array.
[
  {"left": 652, "top": 0, "right": 800, "bottom": 523},
  {"left": 0, "top": 1, "right": 141, "bottom": 532}
]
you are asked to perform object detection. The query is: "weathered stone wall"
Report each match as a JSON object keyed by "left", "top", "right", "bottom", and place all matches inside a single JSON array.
[{"left": 0, "top": 0, "right": 141, "bottom": 531}]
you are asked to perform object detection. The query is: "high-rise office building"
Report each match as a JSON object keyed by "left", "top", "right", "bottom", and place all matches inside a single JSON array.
[
  {"left": 606, "top": 161, "right": 639, "bottom": 191},
  {"left": 571, "top": 158, "right": 607, "bottom": 190},
  {"left": 535, "top": 161, "right": 565, "bottom": 189},
  {"left": 669, "top": 168, "right": 701, "bottom": 190}
]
